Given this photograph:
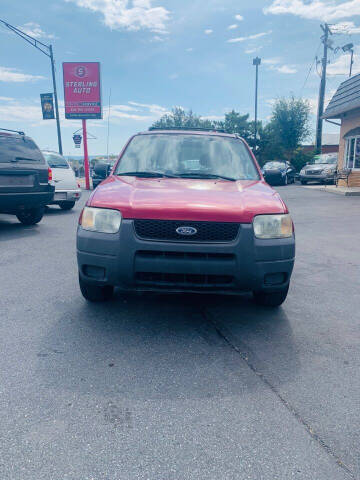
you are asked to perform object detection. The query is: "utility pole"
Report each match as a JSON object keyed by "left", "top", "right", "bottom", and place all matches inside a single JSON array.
[
  {"left": 253, "top": 57, "right": 261, "bottom": 153},
  {"left": 0, "top": 18, "right": 63, "bottom": 155},
  {"left": 315, "top": 23, "right": 332, "bottom": 153}
]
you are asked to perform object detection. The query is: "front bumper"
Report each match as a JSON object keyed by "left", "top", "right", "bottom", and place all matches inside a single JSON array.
[
  {"left": 77, "top": 220, "right": 295, "bottom": 294},
  {"left": 300, "top": 172, "right": 335, "bottom": 182},
  {"left": 50, "top": 189, "right": 82, "bottom": 204},
  {"left": 263, "top": 173, "right": 285, "bottom": 184}
]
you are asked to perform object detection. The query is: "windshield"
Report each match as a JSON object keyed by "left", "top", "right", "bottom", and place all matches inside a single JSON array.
[
  {"left": 115, "top": 134, "right": 259, "bottom": 180},
  {"left": 0, "top": 135, "right": 43, "bottom": 163},
  {"left": 43, "top": 152, "right": 69, "bottom": 168},
  {"left": 312, "top": 154, "right": 337, "bottom": 165},
  {"left": 263, "top": 161, "right": 286, "bottom": 169}
]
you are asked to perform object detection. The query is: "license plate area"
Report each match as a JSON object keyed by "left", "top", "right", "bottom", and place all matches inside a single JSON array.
[
  {"left": 0, "top": 174, "right": 34, "bottom": 186},
  {"left": 54, "top": 192, "right": 67, "bottom": 200}
]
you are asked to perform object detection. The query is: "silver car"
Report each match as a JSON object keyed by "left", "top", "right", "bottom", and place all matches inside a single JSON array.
[{"left": 299, "top": 153, "right": 338, "bottom": 185}]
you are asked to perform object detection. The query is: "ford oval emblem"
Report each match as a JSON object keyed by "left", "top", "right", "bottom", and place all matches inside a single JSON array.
[{"left": 176, "top": 226, "right": 197, "bottom": 236}]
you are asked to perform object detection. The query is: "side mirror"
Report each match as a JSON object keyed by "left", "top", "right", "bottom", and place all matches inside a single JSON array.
[{"left": 94, "top": 163, "right": 110, "bottom": 178}]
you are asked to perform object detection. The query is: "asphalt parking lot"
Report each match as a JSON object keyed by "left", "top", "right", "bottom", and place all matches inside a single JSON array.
[{"left": 0, "top": 184, "right": 359, "bottom": 480}]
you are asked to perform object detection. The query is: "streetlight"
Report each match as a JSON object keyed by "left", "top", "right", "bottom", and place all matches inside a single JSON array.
[
  {"left": 0, "top": 18, "right": 63, "bottom": 154},
  {"left": 253, "top": 57, "right": 261, "bottom": 153}
]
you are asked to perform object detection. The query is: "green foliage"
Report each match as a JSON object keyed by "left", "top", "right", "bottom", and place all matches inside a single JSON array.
[
  {"left": 269, "top": 97, "right": 311, "bottom": 160},
  {"left": 151, "top": 107, "right": 215, "bottom": 129},
  {"left": 291, "top": 148, "right": 315, "bottom": 172},
  {"left": 150, "top": 98, "right": 312, "bottom": 169}
]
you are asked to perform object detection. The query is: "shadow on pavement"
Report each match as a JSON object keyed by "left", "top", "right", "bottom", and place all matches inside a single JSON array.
[{"left": 37, "top": 289, "right": 299, "bottom": 401}]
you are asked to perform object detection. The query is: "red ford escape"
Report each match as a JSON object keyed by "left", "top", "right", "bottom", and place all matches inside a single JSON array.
[{"left": 77, "top": 128, "right": 295, "bottom": 307}]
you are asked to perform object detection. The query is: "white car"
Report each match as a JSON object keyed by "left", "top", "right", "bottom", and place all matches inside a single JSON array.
[{"left": 42, "top": 151, "right": 81, "bottom": 210}]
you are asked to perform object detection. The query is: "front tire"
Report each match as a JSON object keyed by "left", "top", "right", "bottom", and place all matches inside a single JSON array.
[
  {"left": 16, "top": 206, "right": 44, "bottom": 225},
  {"left": 253, "top": 286, "right": 289, "bottom": 307},
  {"left": 79, "top": 276, "right": 114, "bottom": 302},
  {"left": 59, "top": 201, "right": 75, "bottom": 211},
  {"left": 301, "top": 180, "right": 307, "bottom": 185}
]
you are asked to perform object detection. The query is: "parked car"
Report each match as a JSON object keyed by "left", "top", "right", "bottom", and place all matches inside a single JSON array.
[
  {"left": 0, "top": 129, "right": 54, "bottom": 225},
  {"left": 262, "top": 161, "right": 296, "bottom": 185},
  {"left": 77, "top": 128, "right": 295, "bottom": 307},
  {"left": 299, "top": 153, "right": 338, "bottom": 185},
  {"left": 42, "top": 151, "right": 81, "bottom": 210},
  {"left": 92, "top": 162, "right": 113, "bottom": 189}
]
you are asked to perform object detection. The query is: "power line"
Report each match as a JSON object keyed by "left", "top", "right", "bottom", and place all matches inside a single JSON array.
[{"left": 300, "top": 42, "right": 321, "bottom": 95}]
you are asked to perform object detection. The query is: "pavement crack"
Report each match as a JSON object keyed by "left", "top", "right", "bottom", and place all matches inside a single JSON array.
[{"left": 201, "top": 307, "right": 356, "bottom": 480}]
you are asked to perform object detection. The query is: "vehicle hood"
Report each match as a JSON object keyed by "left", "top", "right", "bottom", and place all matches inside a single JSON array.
[
  {"left": 88, "top": 176, "right": 287, "bottom": 223},
  {"left": 305, "top": 164, "right": 333, "bottom": 170},
  {"left": 52, "top": 167, "right": 78, "bottom": 190}
]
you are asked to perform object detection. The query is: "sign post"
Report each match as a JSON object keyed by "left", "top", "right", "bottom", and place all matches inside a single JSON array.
[
  {"left": 82, "top": 119, "right": 90, "bottom": 190},
  {"left": 63, "top": 62, "right": 102, "bottom": 190}
]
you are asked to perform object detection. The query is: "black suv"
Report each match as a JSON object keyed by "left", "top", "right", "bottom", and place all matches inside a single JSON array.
[{"left": 0, "top": 129, "right": 54, "bottom": 225}]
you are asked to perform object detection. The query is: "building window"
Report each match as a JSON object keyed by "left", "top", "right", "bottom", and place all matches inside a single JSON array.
[{"left": 344, "top": 136, "right": 360, "bottom": 169}]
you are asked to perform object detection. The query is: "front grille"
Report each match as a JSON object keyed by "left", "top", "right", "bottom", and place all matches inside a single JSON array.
[
  {"left": 136, "top": 272, "right": 234, "bottom": 287},
  {"left": 307, "top": 170, "right": 322, "bottom": 175},
  {"left": 136, "top": 251, "right": 234, "bottom": 261},
  {"left": 134, "top": 219, "right": 239, "bottom": 242}
]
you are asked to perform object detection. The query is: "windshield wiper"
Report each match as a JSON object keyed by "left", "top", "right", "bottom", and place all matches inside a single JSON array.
[
  {"left": 176, "top": 172, "right": 237, "bottom": 181},
  {"left": 116, "top": 171, "right": 176, "bottom": 178}
]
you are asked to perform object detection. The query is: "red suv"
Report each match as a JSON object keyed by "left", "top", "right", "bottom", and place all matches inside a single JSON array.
[{"left": 77, "top": 129, "right": 295, "bottom": 307}]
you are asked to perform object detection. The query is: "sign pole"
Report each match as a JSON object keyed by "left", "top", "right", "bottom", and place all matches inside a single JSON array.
[
  {"left": 82, "top": 119, "right": 90, "bottom": 190},
  {"left": 49, "top": 45, "right": 63, "bottom": 155}
]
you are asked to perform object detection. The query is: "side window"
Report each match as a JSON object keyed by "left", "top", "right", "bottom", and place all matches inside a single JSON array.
[
  {"left": 355, "top": 138, "right": 360, "bottom": 169},
  {"left": 345, "top": 138, "right": 355, "bottom": 169}
]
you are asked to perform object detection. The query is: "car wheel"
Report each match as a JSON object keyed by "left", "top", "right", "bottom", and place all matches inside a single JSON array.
[
  {"left": 253, "top": 286, "right": 289, "bottom": 307},
  {"left": 59, "top": 201, "right": 76, "bottom": 211},
  {"left": 79, "top": 276, "right": 114, "bottom": 302},
  {"left": 16, "top": 206, "right": 45, "bottom": 225},
  {"left": 301, "top": 180, "right": 307, "bottom": 185}
]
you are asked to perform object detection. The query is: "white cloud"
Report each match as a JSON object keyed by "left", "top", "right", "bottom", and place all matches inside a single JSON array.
[
  {"left": 128, "top": 101, "right": 168, "bottom": 117},
  {"left": 66, "top": 0, "right": 170, "bottom": 33},
  {"left": 276, "top": 65, "right": 297, "bottom": 74},
  {"left": 186, "top": 47, "right": 193, "bottom": 52},
  {"left": 264, "top": 0, "right": 360, "bottom": 22},
  {"left": 262, "top": 58, "right": 297, "bottom": 74},
  {"left": 169, "top": 73, "right": 179, "bottom": 80},
  {"left": 331, "top": 21, "right": 360, "bottom": 34},
  {"left": 245, "top": 46, "right": 263, "bottom": 54},
  {"left": 262, "top": 57, "right": 282, "bottom": 65},
  {"left": 235, "top": 14, "right": 244, "bottom": 21},
  {"left": 18, "top": 22, "right": 56, "bottom": 40},
  {"left": 227, "top": 24, "right": 238, "bottom": 30},
  {"left": 0, "top": 98, "right": 42, "bottom": 123},
  {"left": 227, "top": 30, "right": 272, "bottom": 43},
  {"left": 327, "top": 53, "right": 360, "bottom": 76},
  {"left": 0, "top": 67, "right": 45, "bottom": 83},
  {"left": 204, "top": 29, "right": 213, "bottom": 34}
]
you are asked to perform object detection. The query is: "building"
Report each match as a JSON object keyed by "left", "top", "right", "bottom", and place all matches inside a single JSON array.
[
  {"left": 302, "top": 133, "right": 339, "bottom": 155},
  {"left": 323, "top": 74, "right": 360, "bottom": 187}
]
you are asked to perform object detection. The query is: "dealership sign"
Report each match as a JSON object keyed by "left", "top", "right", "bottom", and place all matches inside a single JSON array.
[
  {"left": 40, "top": 93, "right": 55, "bottom": 120},
  {"left": 62, "top": 62, "right": 102, "bottom": 119}
]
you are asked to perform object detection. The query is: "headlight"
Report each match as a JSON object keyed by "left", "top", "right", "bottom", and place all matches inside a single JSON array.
[
  {"left": 323, "top": 167, "right": 335, "bottom": 173},
  {"left": 253, "top": 214, "right": 293, "bottom": 239},
  {"left": 300, "top": 169, "right": 305, "bottom": 174},
  {"left": 80, "top": 207, "right": 122, "bottom": 234}
]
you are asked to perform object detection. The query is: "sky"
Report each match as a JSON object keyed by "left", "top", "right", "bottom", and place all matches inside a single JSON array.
[{"left": 0, "top": 0, "right": 360, "bottom": 155}]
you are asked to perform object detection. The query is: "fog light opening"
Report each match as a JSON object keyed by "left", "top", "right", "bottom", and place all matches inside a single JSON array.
[
  {"left": 264, "top": 272, "right": 287, "bottom": 286},
  {"left": 83, "top": 265, "right": 106, "bottom": 280}
]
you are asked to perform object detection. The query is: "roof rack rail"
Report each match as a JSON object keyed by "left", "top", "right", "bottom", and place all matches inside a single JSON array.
[
  {"left": 148, "top": 126, "right": 227, "bottom": 133},
  {"left": 0, "top": 127, "right": 25, "bottom": 135}
]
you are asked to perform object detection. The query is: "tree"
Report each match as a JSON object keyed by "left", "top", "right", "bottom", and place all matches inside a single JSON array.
[
  {"left": 269, "top": 97, "right": 311, "bottom": 161},
  {"left": 151, "top": 107, "right": 215, "bottom": 129}
]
